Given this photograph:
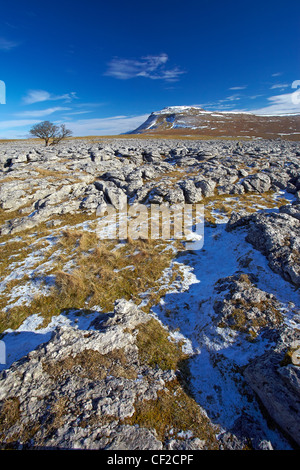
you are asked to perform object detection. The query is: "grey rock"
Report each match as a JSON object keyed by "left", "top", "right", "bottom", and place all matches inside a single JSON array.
[
  {"left": 213, "top": 272, "right": 283, "bottom": 337},
  {"left": 244, "top": 326, "right": 300, "bottom": 447},
  {"left": 242, "top": 173, "right": 271, "bottom": 193},
  {"left": 194, "top": 178, "right": 216, "bottom": 197},
  {"left": 95, "top": 180, "right": 127, "bottom": 209},
  {"left": 166, "top": 438, "right": 206, "bottom": 450},
  {"left": 165, "top": 186, "right": 186, "bottom": 204},
  {"left": 105, "top": 426, "right": 163, "bottom": 450},
  {"left": 179, "top": 180, "right": 202, "bottom": 203},
  {"left": 226, "top": 207, "right": 300, "bottom": 287},
  {"left": 90, "top": 149, "right": 114, "bottom": 162},
  {"left": 0, "top": 300, "right": 178, "bottom": 450},
  {"left": 279, "top": 204, "right": 300, "bottom": 221},
  {"left": 80, "top": 189, "right": 106, "bottom": 212},
  {"left": 245, "top": 211, "right": 300, "bottom": 286},
  {"left": 226, "top": 210, "right": 252, "bottom": 231}
]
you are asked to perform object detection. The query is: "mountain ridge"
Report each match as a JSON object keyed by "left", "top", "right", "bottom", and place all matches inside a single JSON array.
[{"left": 129, "top": 105, "right": 300, "bottom": 140}]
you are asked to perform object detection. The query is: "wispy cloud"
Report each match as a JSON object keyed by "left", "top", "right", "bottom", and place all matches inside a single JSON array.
[
  {"left": 200, "top": 94, "right": 243, "bottom": 110},
  {"left": 105, "top": 54, "right": 185, "bottom": 82},
  {"left": 0, "top": 37, "right": 19, "bottom": 51},
  {"left": 249, "top": 94, "right": 264, "bottom": 100},
  {"left": 0, "top": 119, "right": 39, "bottom": 130},
  {"left": 250, "top": 91, "right": 300, "bottom": 115},
  {"left": 270, "top": 83, "right": 290, "bottom": 89},
  {"left": 73, "top": 102, "right": 106, "bottom": 109},
  {"left": 219, "top": 94, "right": 241, "bottom": 103},
  {"left": 15, "top": 107, "right": 71, "bottom": 118},
  {"left": 0, "top": 114, "right": 151, "bottom": 139},
  {"left": 228, "top": 86, "right": 247, "bottom": 90},
  {"left": 63, "top": 110, "right": 92, "bottom": 116},
  {"left": 61, "top": 114, "right": 150, "bottom": 136},
  {"left": 23, "top": 90, "right": 77, "bottom": 105},
  {"left": 272, "top": 72, "right": 282, "bottom": 77}
]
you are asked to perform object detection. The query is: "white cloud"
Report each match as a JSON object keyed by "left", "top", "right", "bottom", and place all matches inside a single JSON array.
[
  {"left": 228, "top": 86, "right": 247, "bottom": 90},
  {"left": 23, "top": 90, "right": 51, "bottom": 104},
  {"left": 0, "top": 112, "right": 151, "bottom": 139},
  {"left": 0, "top": 37, "right": 18, "bottom": 51},
  {"left": 0, "top": 119, "right": 39, "bottom": 130},
  {"left": 105, "top": 54, "right": 185, "bottom": 82},
  {"left": 63, "top": 110, "right": 92, "bottom": 116},
  {"left": 250, "top": 91, "right": 300, "bottom": 115},
  {"left": 270, "top": 83, "right": 290, "bottom": 89},
  {"left": 219, "top": 94, "right": 241, "bottom": 103},
  {"left": 249, "top": 94, "right": 264, "bottom": 100},
  {"left": 62, "top": 114, "right": 150, "bottom": 136},
  {"left": 15, "top": 107, "right": 72, "bottom": 118},
  {"left": 23, "top": 90, "right": 77, "bottom": 104},
  {"left": 272, "top": 72, "right": 282, "bottom": 77}
]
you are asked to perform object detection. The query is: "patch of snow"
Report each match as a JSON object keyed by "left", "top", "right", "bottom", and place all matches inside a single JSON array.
[
  {"left": 0, "top": 309, "right": 101, "bottom": 371},
  {"left": 150, "top": 222, "right": 299, "bottom": 448},
  {"left": 154, "top": 106, "right": 204, "bottom": 115}
]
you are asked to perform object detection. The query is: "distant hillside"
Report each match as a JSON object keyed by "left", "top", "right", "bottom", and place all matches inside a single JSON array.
[{"left": 129, "top": 106, "right": 300, "bottom": 140}]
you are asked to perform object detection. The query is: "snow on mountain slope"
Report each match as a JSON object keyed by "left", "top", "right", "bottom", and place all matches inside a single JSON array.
[{"left": 129, "top": 106, "right": 300, "bottom": 140}]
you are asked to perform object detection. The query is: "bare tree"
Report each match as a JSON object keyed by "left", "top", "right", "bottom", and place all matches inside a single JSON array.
[{"left": 29, "top": 121, "right": 73, "bottom": 146}]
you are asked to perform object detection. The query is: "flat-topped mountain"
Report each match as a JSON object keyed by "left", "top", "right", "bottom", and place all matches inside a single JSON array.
[{"left": 130, "top": 105, "right": 300, "bottom": 140}]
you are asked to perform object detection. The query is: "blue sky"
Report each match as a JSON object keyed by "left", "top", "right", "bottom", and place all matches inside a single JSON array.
[{"left": 0, "top": 0, "right": 299, "bottom": 138}]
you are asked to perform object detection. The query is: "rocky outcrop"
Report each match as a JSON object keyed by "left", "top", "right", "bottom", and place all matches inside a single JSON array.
[
  {"left": 244, "top": 326, "right": 300, "bottom": 447},
  {"left": 0, "top": 300, "right": 169, "bottom": 449},
  {"left": 0, "top": 299, "right": 215, "bottom": 450},
  {"left": 0, "top": 137, "right": 299, "bottom": 451},
  {"left": 226, "top": 205, "right": 300, "bottom": 287},
  {"left": 213, "top": 272, "right": 283, "bottom": 339},
  {"left": 242, "top": 173, "right": 271, "bottom": 193},
  {"left": 1, "top": 137, "right": 299, "bottom": 236}
]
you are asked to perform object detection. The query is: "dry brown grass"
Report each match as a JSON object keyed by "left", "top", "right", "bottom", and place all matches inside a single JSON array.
[
  {"left": 43, "top": 347, "right": 137, "bottom": 381},
  {"left": 125, "top": 378, "right": 218, "bottom": 447},
  {"left": 0, "top": 397, "right": 20, "bottom": 435},
  {"left": 218, "top": 298, "right": 283, "bottom": 340},
  {"left": 135, "top": 318, "right": 188, "bottom": 371},
  {"left": 120, "top": 315, "right": 219, "bottom": 447},
  {"left": 0, "top": 239, "right": 31, "bottom": 277},
  {"left": 202, "top": 190, "right": 290, "bottom": 225},
  {"left": 0, "top": 228, "right": 180, "bottom": 332}
]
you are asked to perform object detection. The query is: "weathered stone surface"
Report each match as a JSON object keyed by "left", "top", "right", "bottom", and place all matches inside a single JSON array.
[
  {"left": 194, "top": 178, "right": 216, "bottom": 197},
  {"left": 242, "top": 172, "right": 271, "bottom": 193},
  {"left": 0, "top": 137, "right": 299, "bottom": 451},
  {"left": 179, "top": 180, "right": 202, "bottom": 203},
  {"left": 94, "top": 180, "right": 127, "bottom": 209},
  {"left": 244, "top": 326, "right": 300, "bottom": 447},
  {"left": 213, "top": 272, "right": 283, "bottom": 338},
  {"left": 0, "top": 300, "right": 176, "bottom": 450},
  {"left": 226, "top": 207, "right": 300, "bottom": 287}
]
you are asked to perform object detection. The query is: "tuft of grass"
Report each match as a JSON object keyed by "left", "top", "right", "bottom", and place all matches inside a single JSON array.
[
  {"left": 218, "top": 298, "right": 283, "bottom": 340},
  {"left": 135, "top": 318, "right": 188, "bottom": 372},
  {"left": 0, "top": 239, "right": 31, "bottom": 277},
  {"left": 123, "top": 316, "right": 219, "bottom": 448},
  {"left": 0, "top": 397, "right": 20, "bottom": 435},
  {"left": 0, "top": 232, "right": 180, "bottom": 332},
  {"left": 202, "top": 190, "right": 289, "bottom": 225},
  {"left": 43, "top": 347, "right": 137, "bottom": 381},
  {"left": 125, "top": 379, "right": 218, "bottom": 447}
]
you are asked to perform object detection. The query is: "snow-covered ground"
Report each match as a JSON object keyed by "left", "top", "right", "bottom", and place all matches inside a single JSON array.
[
  {"left": 2, "top": 214, "right": 298, "bottom": 447},
  {"left": 150, "top": 221, "right": 299, "bottom": 449},
  {"left": 0, "top": 182, "right": 299, "bottom": 448}
]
